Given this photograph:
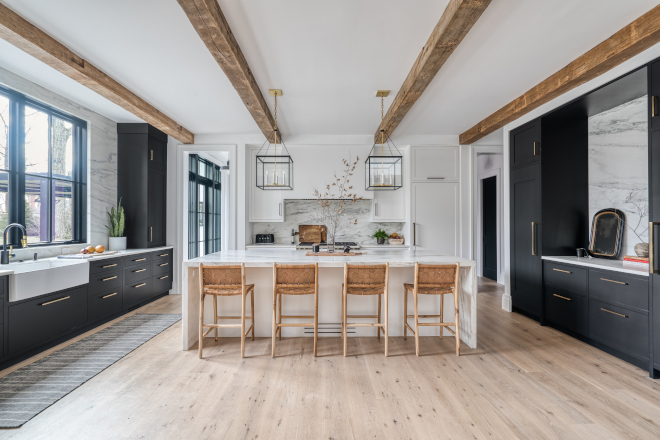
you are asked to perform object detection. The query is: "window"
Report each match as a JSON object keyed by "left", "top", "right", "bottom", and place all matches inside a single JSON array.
[
  {"left": 188, "top": 155, "right": 221, "bottom": 258},
  {"left": 0, "top": 84, "right": 86, "bottom": 246}
]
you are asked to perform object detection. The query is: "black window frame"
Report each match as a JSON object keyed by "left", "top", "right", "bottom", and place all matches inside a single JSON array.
[
  {"left": 188, "top": 155, "right": 221, "bottom": 259},
  {"left": 0, "top": 83, "right": 87, "bottom": 247}
]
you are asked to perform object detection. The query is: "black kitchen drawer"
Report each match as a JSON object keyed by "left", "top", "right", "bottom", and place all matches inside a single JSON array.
[
  {"left": 124, "top": 264, "right": 151, "bottom": 285},
  {"left": 543, "top": 261, "right": 587, "bottom": 296},
  {"left": 89, "top": 288, "right": 123, "bottom": 322},
  {"left": 124, "top": 253, "right": 151, "bottom": 267},
  {"left": 152, "top": 273, "right": 172, "bottom": 294},
  {"left": 152, "top": 249, "right": 172, "bottom": 262},
  {"left": 0, "top": 296, "right": 4, "bottom": 325},
  {"left": 588, "top": 270, "right": 649, "bottom": 312},
  {"left": 89, "top": 269, "right": 122, "bottom": 294},
  {"left": 8, "top": 286, "right": 88, "bottom": 355},
  {"left": 124, "top": 278, "right": 152, "bottom": 309},
  {"left": 544, "top": 286, "right": 588, "bottom": 335},
  {"left": 0, "top": 276, "right": 6, "bottom": 295},
  {"left": 152, "top": 259, "right": 171, "bottom": 277},
  {"left": 589, "top": 299, "right": 649, "bottom": 360},
  {"left": 89, "top": 256, "right": 124, "bottom": 274}
]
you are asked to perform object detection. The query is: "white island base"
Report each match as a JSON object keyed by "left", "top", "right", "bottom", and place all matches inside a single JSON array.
[{"left": 182, "top": 249, "right": 478, "bottom": 351}]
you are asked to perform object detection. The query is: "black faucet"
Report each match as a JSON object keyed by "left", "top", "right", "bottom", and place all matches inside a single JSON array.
[{"left": 1, "top": 223, "right": 28, "bottom": 265}]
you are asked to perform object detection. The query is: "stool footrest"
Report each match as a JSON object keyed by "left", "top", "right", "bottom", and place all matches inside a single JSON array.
[
  {"left": 203, "top": 324, "right": 242, "bottom": 329},
  {"left": 417, "top": 322, "right": 457, "bottom": 327},
  {"left": 216, "top": 316, "right": 252, "bottom": 320},
  {"left": 406, "top": 315, "right": 442, "bottom": 318},
  {"left": 275, "top": 323, "right": 314, "bottom": 328},
  {"left": 348, "top": 323, "right": 385, "bottom": 327},
  {"left": 280, "top": 315, "right": 314, "bottom": 319},
  {"left": 347, "top": 315, "right": 379, "bottom": 319}
]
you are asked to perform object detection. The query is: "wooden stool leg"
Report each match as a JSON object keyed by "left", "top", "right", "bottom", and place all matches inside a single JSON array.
[
  {"left": 377, "top": 294, "right": 381, "bottom": 340},
  {"left": 454, "top": 290, "right": 460, "bottom": 356},
  {"left": 272, "top": 288, "right": 277, "bottom": 358},
  {"left": 384, "top": 288, "right": 389, "bottom": 357},
  {"left": 341, "top": 287, "right": 345, "bottom": 343},
  {"left": 313, "top": 289, "right": 319, "bottom": 357},
  {"left": 414, "top": 290, "right": 420, "bottom": 356},
  {"left": 241, "top": 289, "right": 246, "bottom": 358},
  {"left": 199, "top": 292, "right": 205, "bottom": 359},
  {"left": 251, "top": 289, "right": 255, "bottom": 341},
  {"left": 440, "top": 293, "right": 444, "bottom": 339},
  {"left": 343, "top": 287, "right": 348, "bottom": 357},
  {"left": 213, "top": 295, "right": 218, "bottom": 341},
  {"left": 403, "top": 288, "right": 408, "bottom": 340},
  {"left": 278, "top": 293, "right": 282, "bottom": 340}
]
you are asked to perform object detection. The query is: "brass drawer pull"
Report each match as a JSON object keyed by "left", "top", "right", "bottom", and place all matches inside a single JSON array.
[
  {"left": 41, "top": 296, "right": 70, "bottom": 306},
  {"left": 553, "top": 294, "right": 572, "bottom": 301},
  {"left": 102, "top": 263, "right": 117, "bottom": 268},
  {"left": 553, "top": 268, "right": 572, "bottom": 274},
  {"left": 134, "top": 258, "right": 146, "bottom": 262},
  {"left": 159, "top": 263, "right": 168, "bottom": 267},
  {"left": 102, "top": 292, "right": 118, "bottom": 299},
  {"left": 159, "top": 253, "right": 169, "bottom": 257},
  {"left": 159, "top": 275, "right": 169, "bottom": 280},
  {"left": 600, "top": 278, "right": 627, "bottom": 285},
  {"left": 601, "top": 308, "right": 627, "bottom": 318},
  {"left": 134, "top": 269, "right": 146, "bottom": 273},
  {"left": 103, "top": 276, "right": 117, "bottom": 281},
  {"left": 134, "top": 283, "right": 146, "bottom": 288}
]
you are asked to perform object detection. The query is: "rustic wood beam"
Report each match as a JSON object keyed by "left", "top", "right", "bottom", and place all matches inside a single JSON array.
[
  {"left": 460, "top": 4, "right": 660, "bottom": 145},
  {"left": 375, "top": 0, "right": 492, "bottom": 143},
  {"left": 177, "top": 0, "right": 277, "bottom": 143},
  {"left": 0, "top": 3, "right": 194, "bottom": 144}
]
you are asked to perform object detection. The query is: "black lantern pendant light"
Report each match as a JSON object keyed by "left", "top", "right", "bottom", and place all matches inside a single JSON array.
[
  {"left": 256, "top": 89, "right": 293, "bottom": 190},
  {"left": 365, "top": 90, "right": 402, "bottom": 190}
]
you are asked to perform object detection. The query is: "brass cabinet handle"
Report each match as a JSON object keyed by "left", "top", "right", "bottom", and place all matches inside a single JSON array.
[
  {"left": 600, "top": 278, "right": 627, "bottom": 285},
  {"left": 159, "top": 254, "right": 169, "bottom": 257},
  {"left": 413, "top": 222, "right": 417, "bottom": 246},
  {"left": 134, "top": 269, "right": 146, "bottom": 273},
  {"left": 533, "top": 141, "right": 539, "bottom": 155},
  {"left": 159, "top": 263, "right": 168, "bottom": 267},
  {"left": 531, "top": 222, "right": 538, "bottom": 256},
  {"left": 41, "top": 296, "right": 70, "bottom": 306},
  {"left": 601, "top": 308, "right": 627, "bottom": 318},
  {"left": 553, "top": 268, "right": 571, "bottom": 274},
  {"left": 150, "top": 149, "right": 153, "bottom": 160},
  {"left": 553, "top": 294, "right": 572, "bottom": 301},
  {"left": 134, "top": 258, "right": 146, "bottom": 262},
  {"left": 102, "top": 292, "right": 118, "bottom": 299},
  {"left": 150, "top": 227, "right": 153, "bottom": 242},
  {"left": 102, "top": 263, "right": 117, "bottom": 268},
  {"left": 651, "top": 222, "right": 659, "bottom": 274},
  {"left": 135, "top": 283, "right": 146, "bottom": 288},
  {"left": 159, "top": 275, "right": 169, "bottom": 280},
  {"left": 103, "top": 276, "right": 117, "bottom": 281}
]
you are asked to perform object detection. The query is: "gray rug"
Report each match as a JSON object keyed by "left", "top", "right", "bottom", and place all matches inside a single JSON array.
[{"left": 0, "top": 313, "right": 181, "bottom": 428}]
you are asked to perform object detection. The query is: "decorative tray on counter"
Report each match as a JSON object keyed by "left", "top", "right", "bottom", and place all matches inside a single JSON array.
[{"left": 57, "top": 251, "right": 120, "bottom": 259}]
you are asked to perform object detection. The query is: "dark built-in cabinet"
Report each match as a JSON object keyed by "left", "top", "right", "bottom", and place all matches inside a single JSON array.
[
  {"left": 0, "top": 249, "right": 173, "bottom": 369},
  {"left": 117, "top": 124, "right": 168, "bottom": 249},
  {"left": 650, "top": 60, "right": 660, "bottom": 377}
]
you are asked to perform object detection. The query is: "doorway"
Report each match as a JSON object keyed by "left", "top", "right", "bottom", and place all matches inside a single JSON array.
[{"left": 482, "top": 176, "right": 497, "bottom": 280}]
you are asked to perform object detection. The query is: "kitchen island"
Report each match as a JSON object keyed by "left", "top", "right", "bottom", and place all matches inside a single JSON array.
[{"left": 181, "top": 248, "right": 477, "bottom": 350}]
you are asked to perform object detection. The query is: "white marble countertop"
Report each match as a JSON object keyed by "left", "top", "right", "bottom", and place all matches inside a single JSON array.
[
  {"left": 542, "top": 256, "right": 649, "bottom": 277},
  {"left": 185, "top": 248, "right": 474, "bottom": 268}
]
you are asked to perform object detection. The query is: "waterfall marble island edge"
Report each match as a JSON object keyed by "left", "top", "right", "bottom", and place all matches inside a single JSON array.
[{"left": 182, "top": 248, "right": 478, "bottom": 351}]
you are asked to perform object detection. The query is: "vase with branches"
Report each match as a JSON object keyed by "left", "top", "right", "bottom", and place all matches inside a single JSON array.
[
  {"left": 311, "top": 155, "right": 363, "bottom": 252},
  {"left": 606, "top": 190, "right": 649, "bottom": 257}
]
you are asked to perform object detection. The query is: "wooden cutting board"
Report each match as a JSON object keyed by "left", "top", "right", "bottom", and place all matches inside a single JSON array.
[
  {"left": 299, "top": 225, "right": 326, "bottom": 243},
  {"left": 306, "top": 251, "right": 364, "bottom": 256}
]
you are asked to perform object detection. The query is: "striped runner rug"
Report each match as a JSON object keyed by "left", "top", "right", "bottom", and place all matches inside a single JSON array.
[{"left": 0, "top": 313, "right": 181, "bottom": 428}]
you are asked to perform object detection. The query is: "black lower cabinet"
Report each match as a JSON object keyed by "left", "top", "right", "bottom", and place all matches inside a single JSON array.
[
  {"left": 88, "top": 288, "right": 123, "bottom": 323},
  {"left": 124, "top": 279, "right": 153, "bottom": 309},
  {"left": 544, "top": 286, "right": 588, "bottom": 335},
  {"left": 589, "top": 300, "right": 649, "bottom": 361}
]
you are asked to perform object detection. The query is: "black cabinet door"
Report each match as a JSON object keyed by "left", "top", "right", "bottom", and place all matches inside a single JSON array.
[
  {"left": 510, "top": 119, "right": 540, "bottom": 168},
  {"left": 651, "top": 60, "right": 660, "bottom": 130},
  {"left": 148, "top": 168, "right": 167, "bottom": 248},
  {"left": 148, "top": 136, "right": 166, "bottom": 170},
  {"left": 651, "top": 127, "right": 660, "bottom": 371},
  {"left": 510, "top": 163, "right": 542, "bottom": 318}
]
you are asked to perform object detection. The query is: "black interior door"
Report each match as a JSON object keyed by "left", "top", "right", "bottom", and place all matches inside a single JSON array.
[
  {"left": 483, "top": 176, "right": 497, "bottom": 281},
  {"left": 148, "top": 168, "right": 166, "bottom": 247},
  {"left": 510, "top": 164, "right": 542, "bottom": 318}
]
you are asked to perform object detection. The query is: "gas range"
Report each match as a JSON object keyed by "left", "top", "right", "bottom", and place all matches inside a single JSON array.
[{"left": 296, "top": 241, "right": 360, "bottom": 250}]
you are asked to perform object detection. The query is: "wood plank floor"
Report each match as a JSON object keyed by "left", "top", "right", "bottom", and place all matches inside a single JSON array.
[{"left": 1, "top": 278, "right": 660, "bottom": 439}]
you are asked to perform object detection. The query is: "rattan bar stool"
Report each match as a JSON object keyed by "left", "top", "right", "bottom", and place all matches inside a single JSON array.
[
  {"left": 272, "top": 263, "right": 319, "bottom": 357},
  {"left": 198, "top": 263, "right": 255, "bottom": 359},
  {"left": 342, "top": 263, "right": 389, "bottom": 357},
  {"left": 403, "top": 263, "right": 461, "bottom": 356}
]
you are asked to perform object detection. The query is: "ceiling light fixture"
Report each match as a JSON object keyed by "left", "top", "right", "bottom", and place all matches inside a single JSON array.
[
  {"left": 256, "top": 89, "right": 293, "bottom": 190},
  {"left": 366, "top": 90, "right": 402, "bottom": 190}
]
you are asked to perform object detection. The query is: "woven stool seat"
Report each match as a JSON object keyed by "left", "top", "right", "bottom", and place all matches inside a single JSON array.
[
  {"left": 204, "top": 284, "right": 255, "bottom": 296},
  {"left": 403, "top": 283, "right": 453, "bottom": 295}
]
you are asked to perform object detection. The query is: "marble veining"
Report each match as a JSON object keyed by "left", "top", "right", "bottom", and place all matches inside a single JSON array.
[
  {"left": 253, "top": 199, "right": 404, "bottom": 245},
  {"left": 0, "top": 67, "right": 117, "bottom": 259},
  {"left": 588, "top": 96, "right": 648, "bottom": 258}
]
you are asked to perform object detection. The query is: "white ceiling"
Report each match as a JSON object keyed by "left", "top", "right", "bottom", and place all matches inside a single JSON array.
[{"left": 0, "top": 0, "right": 658, "bottom": 141}]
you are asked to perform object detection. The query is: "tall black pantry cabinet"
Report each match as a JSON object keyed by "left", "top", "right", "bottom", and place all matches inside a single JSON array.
[
  {"left": 650, "top": 60, "right": 660, "bottom": 378},
  {"left": 117, "top": 124, "right": 167, "bottom": 249}
]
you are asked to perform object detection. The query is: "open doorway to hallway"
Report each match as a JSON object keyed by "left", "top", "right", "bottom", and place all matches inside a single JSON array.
[{"left": 475, "top": 154, "right": 504, "bottom": 284}]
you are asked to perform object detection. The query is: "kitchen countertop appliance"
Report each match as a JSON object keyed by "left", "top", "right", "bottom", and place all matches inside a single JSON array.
[{"left": 255, "top": 234, "right": 275, "bottom": 244}]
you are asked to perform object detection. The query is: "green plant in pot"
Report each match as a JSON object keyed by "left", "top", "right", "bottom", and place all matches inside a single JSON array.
[
  {"left": 106, "top": 198, "right": 126, "bottom": 251},
  {"left": 372, "top": 228, "right": 388, "bottom": 245}
]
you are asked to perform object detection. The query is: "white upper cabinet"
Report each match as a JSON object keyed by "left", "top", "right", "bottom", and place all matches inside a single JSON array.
[
  {"left": 249, "top": 149, "right": 284, "bottom": 222},
  {"left": 370, "top": 189, "right": 405, "bottom": 222},
  {"left": 411, "top": 146, "right": 459, "bottom": 182},
  {"left": 411, "top": 182, "right": 459, "bottom": 255}
]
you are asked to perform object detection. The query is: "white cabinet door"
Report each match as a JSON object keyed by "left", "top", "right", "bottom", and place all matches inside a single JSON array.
[
  {"left": 371, "top": 189, "right": 405, "bottom": 222},
  {"left": 249, "top": 149, "right": 284, "bottom": 222},
  {"left": 411, "top": 146, "right": 459, "bottom": 182},
  {"left": 412, "top": 182, "right": 459, "bottom": 255}
]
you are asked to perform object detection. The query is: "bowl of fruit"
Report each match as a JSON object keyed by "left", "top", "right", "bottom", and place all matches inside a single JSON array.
[
  {"left": 80, "top": 245, "right": 106, "bottom": 255},
  {"left": 389, "top": 233, "right": 404, "bottom": 245}
]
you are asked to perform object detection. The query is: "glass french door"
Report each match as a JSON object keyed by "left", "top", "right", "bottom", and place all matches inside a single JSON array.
[{"left": 188, "top": 155, "right": 221, "bottom": 258}]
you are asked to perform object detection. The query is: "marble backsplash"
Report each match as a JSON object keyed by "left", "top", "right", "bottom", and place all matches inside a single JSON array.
[
  {"left": 588, "top": 95, "right": 648, "bottom": 258},
  {"left": 252, "top": 200, "right": 404, "bottom": 245}
]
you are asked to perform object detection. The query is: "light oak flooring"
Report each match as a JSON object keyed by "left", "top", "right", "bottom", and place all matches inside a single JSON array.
[{"left": 1, "top": 278, "right": 660, "bottom": 439}]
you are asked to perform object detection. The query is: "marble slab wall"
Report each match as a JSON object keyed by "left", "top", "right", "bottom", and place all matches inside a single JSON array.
[
  {"left": 252, "top": 199, "right": 404, "bottom": 245},
  {"left": 0, "top": 67, "right": 117, "bottom": 259},
  {"left": 588, "top": 96, "right": 648, "bottom": 258}
]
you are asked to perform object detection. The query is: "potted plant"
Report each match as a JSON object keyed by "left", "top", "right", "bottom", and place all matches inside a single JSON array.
[
  {"left": 106, "top": 198, "right": 126, "bottom": 251},
  {"left": 372, "top": 228, "right": 388, "bottom": 245}
]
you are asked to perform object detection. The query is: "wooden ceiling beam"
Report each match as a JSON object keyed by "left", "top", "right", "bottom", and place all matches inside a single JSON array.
[
  {"left": 460, "top": 4, "right": 660, "bottom": 145},
  {"left": 177, "top": 0, "right": 277, "bottom": 143},
  {"left": 0, "top": 3, "right": 194, "bottom": 144},
  {"left": 375, "top": 0, "right": 492, "bottom": 143}
]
